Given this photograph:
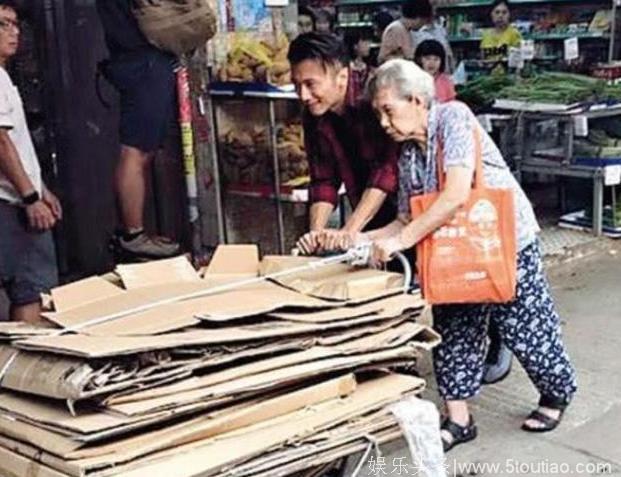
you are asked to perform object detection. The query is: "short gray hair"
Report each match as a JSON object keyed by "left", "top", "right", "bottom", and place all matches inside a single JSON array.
[{"left": 367, "top": 59, "right": 435, "bottom": 105}]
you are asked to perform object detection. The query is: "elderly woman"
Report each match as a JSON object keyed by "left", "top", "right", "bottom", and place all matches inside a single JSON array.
[{"left": 360, "top": 59, "right": 577, "bottom": 451}]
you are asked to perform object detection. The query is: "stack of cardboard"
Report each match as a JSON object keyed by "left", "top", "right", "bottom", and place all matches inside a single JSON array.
[{"left": 0, "top": 246, "right": 439, "bottom": 477}]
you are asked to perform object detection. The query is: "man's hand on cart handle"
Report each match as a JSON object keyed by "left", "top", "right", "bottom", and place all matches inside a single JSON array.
[{"left": 295, "top": 229, "right": 369, "bottom": 256}]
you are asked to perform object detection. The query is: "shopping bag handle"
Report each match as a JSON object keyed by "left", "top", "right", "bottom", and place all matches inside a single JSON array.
[{"left": 437, "top": 124, "right": 484, "bottom": 191}]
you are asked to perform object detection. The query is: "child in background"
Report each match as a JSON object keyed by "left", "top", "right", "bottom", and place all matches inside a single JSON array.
[
  {"left": 345, "top": 32, "right": 374, "bottom": 103},
  {"left": 414, "top": 39, "right": 456, "bottom": 103},
  {"left": 297, "top": 6, "right": 316, "bottom": 35}
]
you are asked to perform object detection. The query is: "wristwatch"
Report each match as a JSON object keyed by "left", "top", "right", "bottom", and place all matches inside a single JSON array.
[{"left": 22, "top": 191, "right": 40, "bottom": 206}]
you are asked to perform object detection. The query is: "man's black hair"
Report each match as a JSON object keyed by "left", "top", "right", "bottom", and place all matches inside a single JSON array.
[
  {"left": 402, "top": 0, "right": 433, "bottom": 20},
  {"left": 344, "top": 31, "right": 371, "bottom": 60},
  {"left": 288, "top": 32, "right": 350, "bottom": 69},
  {"left": 315, "top": 8, "right": 335, "bottom": 31},
  {"left": 414, "top": 39, "right": 447, "bottom": 73},
  {"left": 298, "top": 5, "right": 316, "bottom": 29},
  {"left": 0, "top": 0, "right": 19, "bottom": 12},
  {"left": 373, "top": 10, "right": 394, "bottom": 34}
]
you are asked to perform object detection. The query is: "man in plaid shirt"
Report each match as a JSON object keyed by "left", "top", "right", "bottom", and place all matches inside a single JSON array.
[{"left": 288, "top": 32, "right": 399, "bottom": 254}]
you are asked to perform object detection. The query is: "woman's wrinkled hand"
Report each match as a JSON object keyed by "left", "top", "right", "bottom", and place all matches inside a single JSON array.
[{"left": 369, "top": 236, "right": 406, "bottom": 268}]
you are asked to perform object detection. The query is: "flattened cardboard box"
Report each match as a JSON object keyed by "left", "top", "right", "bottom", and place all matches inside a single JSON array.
[
  {"left": 0, "top": 374, "right": 422, "bottom": 477},
  {"left": 42, "top": 245, "right": 408, "bottom": 336}
]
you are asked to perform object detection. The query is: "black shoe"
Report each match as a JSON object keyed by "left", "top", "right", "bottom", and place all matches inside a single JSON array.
[
  {"left": 522, "top": 395, "right": 570, "bottom": 433},
  {"left": 482, "top": 341, "right": 513, "bottom": 385},
  {"left": 441, "top": 416, "right": 478, "bottom": 452}
]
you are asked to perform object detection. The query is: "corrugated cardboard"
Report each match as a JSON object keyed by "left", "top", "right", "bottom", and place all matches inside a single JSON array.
[
  {"left": 86, "top": 374, "right": 424, "bottom": 477},
  {"left": 50, "top": 277, "right": 125, "bottom": 312},
  {"left": 270, "top": 293, "right": 425, "bottom": 323},
  {"left": 66, "top": 375, "right": 356, "bottom": 465},
  {"left": 0, "top": 345, "right": 93, "bottom": 400},
  {"left": 41, "top": 281, "right": 334, "bottom": 336},
  {"left": 17, "top": 307, "right": 419, "bottom": 358},
  {"left": 103, "top": 320, "right": 437, "bottom": 407},
  {"left": 204, "top": 245, "right": 259, "bottom": 278},
  {"left": 260, "top": 256, "right": 405, "bottom": 301},
  {"left": 104, "top": 342, "right": 425, "bottom": 416},
  {"left": 0, "top": 322, "right": 54, "bottom": 340},
  {"left": 115, "top": 256, "right": 201, "bottom": 290},
  {"left": 0, "top": 441, "right": 71, "bottom": 477},
  {"left": 0, "top": 376, "right": 356, "bottom": 464}
]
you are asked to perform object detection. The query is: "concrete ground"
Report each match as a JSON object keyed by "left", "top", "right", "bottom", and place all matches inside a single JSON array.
[{"left": 349, "top": 236, "right": 621, "bottom": 477}]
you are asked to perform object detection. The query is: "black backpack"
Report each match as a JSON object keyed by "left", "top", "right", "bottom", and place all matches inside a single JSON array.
[{"left": 130, "top": 0, "right": 217, "bottom": 56}]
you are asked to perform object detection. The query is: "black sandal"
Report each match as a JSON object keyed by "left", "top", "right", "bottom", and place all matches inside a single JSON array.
[
  {"left": 522, "top": 395, "right": 570, "bottom": 433},
  {"left": 441, "top": 416, "right": 478, "bottom": 452}
]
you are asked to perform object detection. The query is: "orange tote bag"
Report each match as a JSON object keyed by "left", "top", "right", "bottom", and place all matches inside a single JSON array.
[{"left": 410, "top": 128, "right": 517, "bottom": 304}]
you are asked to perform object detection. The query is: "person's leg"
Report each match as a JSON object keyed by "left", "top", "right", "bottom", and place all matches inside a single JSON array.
[
  {"left": 115, "top": 145, "right": 152, "bottom": 233},
  {"left": 482, "top": 319, "right": 513, "bottom": 384},
  {"left": 7, "top": 212, "right": 58, "bottom": 325},
  {"left": 433, "top": 303, "right": 488, "bottom": 448},
  {"left": 9, "top": 301, "right": 45, "bottom": 325},
  {"left": 489, "top": 241, "right": 577, "bottom": 429},
  {"left": 111, "top": 53, "right": 180, "bottom": 258}
]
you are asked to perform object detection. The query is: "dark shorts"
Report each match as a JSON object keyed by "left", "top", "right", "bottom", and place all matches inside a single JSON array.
[
  {"left": 103, "top": 51, "right": 177, "bottom": 152},
  {"left": 0, "top": 201, "right": 58, "bottom": 306}
]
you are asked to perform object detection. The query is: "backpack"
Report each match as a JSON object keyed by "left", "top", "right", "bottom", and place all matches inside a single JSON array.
[{"left": 131, "top": 0, "right": 217, "bottom": 56}]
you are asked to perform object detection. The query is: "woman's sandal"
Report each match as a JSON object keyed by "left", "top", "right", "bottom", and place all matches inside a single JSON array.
[
  {"left": 441, "top": 416, "right": 478, "bottom": 452},
  {"left": 521, "top": 395, "right": 570, "bottom": 433}
]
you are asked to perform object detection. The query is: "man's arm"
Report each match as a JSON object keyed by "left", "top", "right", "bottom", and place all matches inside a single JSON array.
[
  {"left": 0, "top": 129, "right": 56, "bottom": 230},
  {"left": 309, "top": 201, "right": 335, "bottom": 231},
  {"left": 342, "top": 187, "right": 386, "bottom": 233},
  {"left": 0, "top": 128, "right": 36, "bottom": 197}
]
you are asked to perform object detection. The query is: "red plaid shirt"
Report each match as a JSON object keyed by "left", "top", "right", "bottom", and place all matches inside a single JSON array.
[{"left": 302, "top": 73, "right": 399, "bottom": 228}]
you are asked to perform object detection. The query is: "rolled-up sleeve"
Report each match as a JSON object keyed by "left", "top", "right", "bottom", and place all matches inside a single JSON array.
[
  {"left": 367, "top": 138, "right": 399, "bottom": 194},
  {"left": 0, "top": 73, "right": 14, "bottom": 129}
]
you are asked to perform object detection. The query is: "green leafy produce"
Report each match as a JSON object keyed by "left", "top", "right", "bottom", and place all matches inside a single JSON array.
[
  {"left": 457, "top": 75, "right": 515, "bottom": 110},
  {"left": 496, "top": 72, "right": 621, "bottom": 105}
]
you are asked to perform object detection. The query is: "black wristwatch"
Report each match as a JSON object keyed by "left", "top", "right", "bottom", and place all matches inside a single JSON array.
[{"left": 22, "top": 191, "right": 40, "bottom": 206}]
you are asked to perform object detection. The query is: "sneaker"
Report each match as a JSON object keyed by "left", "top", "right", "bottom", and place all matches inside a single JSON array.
[
  {"left": 117, "top": 232, "right": 180, "bottom": 259},
  {"left": 482, "top": 341, "right": 513, "bottom": 385}
]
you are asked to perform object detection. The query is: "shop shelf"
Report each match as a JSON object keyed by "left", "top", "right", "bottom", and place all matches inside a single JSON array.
[
  {"left": 449, "top": 31, "right": 609, "bottom": 42},
  {"left": 210, "top": 82, "right": 297, "bottom": 100}
]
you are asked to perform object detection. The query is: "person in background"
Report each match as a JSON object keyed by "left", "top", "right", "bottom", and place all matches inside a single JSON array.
[
  {"left": 344, "top": 32, "right": 373, "bottom": 103},
  {"left": 287, "top": 32, "right": 399, "bottom": 256},
  {"left": 96, "top": 0, "right": 180, "bottom": 260},
  {"left": 414, "top": 39, "right": 455, "bottom": 103},
  {"left": 409, "top": 0, "right": 455, "bottom": 72},
  {"left": 298, "top": 6, "right": 316, "bottom": 35},
  {"left": 363, "top": 59, "right": 577, "bottom": 451},
  {"left": 373, "top": 10, "right": 395, "bottom": 41},
  {"left": 377, "top": 1, "right": 424, "bottom": 63},
  {"left": 0, "top": 0, "right": 60, "bottom": 324},
  {"left": 315, "top": 9, "right": 335, "bottom": 34},
  {"left": 480, "top": 0, "right": 522, "bottom": 61}
]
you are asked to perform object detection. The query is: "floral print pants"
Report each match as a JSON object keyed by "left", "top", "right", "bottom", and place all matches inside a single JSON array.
[{"left": 432, "top": 240, "right": 577, "bottom": 403}]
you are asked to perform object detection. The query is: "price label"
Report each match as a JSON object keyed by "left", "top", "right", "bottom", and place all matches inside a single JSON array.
[
  {"left": 573, "top": 115, "right": 589, "bottom": 137},
  {"left": 508, "top": 47, "right": 524, "bottom": 69},
  {"left": 605, "top": 165, "right": 621, "bottom": 186},
  {"left": 265, "top": 0, "right": 289, "bottom": 5},
  {"left": 521, "top": 40, "right": 535, "bottom": 60},
  {"left": 564, "top": 37, "right": 579, "bottom": 61}
]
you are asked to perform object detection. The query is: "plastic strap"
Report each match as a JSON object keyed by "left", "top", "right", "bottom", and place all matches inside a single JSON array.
[{"left": 437, "top": 122, "right": 484, "bottom": 191}]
